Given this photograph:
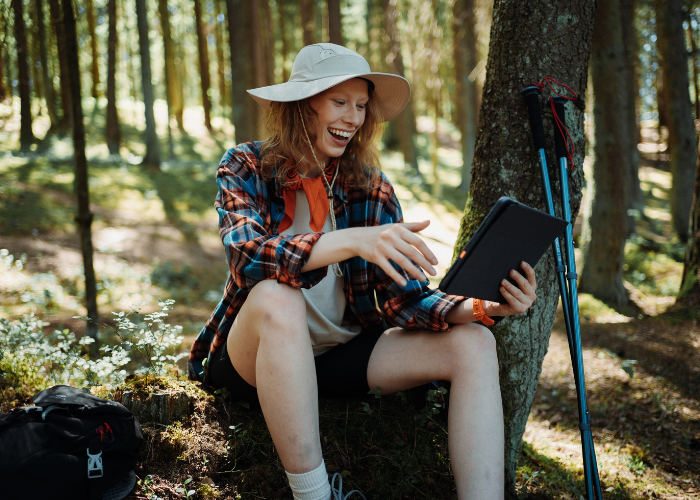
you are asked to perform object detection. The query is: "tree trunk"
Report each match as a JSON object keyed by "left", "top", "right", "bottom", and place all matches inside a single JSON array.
[
  {"left": 677, "top": 145, "right": 700, "bottom": 307},
  {"left": 226, "top": 0, "right": 255, "bottom": 143},
  {"left": 688, "top": 13, "right": 700, "bottom": 123},
  {"left": 656, "top": 0, "right": 696, "bottom": 241},
  {"left": 0, "top": 33, "right": 5, "bottom": 102},
  {"left": 62, "top": 0, "right": 99, "bottom": 340},
  {"left": 248, "top": 0, "right": 265, "bottom": 136},
  {"left": 453, "top": 0, "right": 478, "bottom": 192},
  {"left": 452, "top": 0, "right": 595, "bottom": 495},
  {"left": 215, "top": 0, "right": 227, "bottom": 115},
  {"left": 300, "top": 0, "right": 316, "bottom": 46},
  {"left": 0, "top": 8, "right": 5, "bottom": 102},
  {"left": 106, "top": 0, "right": 121, "bottom": 155},
  {"left": 86, "top": 0, "right": 100, "bottom": 100},
  {"left": 157, "top": 0, "right": 183, "bottom": 132},
  {"left": 48, "top": 0, "right": 72, "bottom": 131},
  {"left": 278, "top": 0, "right": 290, "bottom": 82},
  {"left": 157, "top": 0, "right": 175, "bottom": 158},
  {"left": 327, "top": 0, "right": 342, "bottom": 45},
  {"left": 261, "top": 0, "right": 275, "bottom": 86},
  {"left": 36, "top": 0, "right": 59, "bottom": 130},
  {"left": 382, "top": 0, "right": 421, "bottom": 178},
  {"left": 579, "top": 0, "right": 630, "bottom": 306},
  {"left": 620, "top": 0, "right": 643, "bottom": 226},
  {"left": 12, "top": 0, "right": 36, "bottom": 151},
  {"left": 135, "top": 0, "right": 161, "bottom": 169},
  {"left": 31, "top": 6, "right": 43, "bottom": 103},
  {"left": 193, "top": 0, "right": 213, "bottom": 132}
]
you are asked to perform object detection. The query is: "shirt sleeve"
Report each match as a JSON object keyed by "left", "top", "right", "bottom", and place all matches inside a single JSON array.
[
  {"left": 371, "top": 176, "right": 466, "bottom": 331},
  {"left": 216, "top": 147, "right": 328, "bottom": 290}
]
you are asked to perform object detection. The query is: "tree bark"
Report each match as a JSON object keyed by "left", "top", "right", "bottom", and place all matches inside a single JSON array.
[
  {"left": 453, "top": 0, "right": 478, "bottom": 192},
  {"left": 452, "top": 0, "right": 595, "bottom": 495},
  {"left": 248, "top": 0, "right": 265, "bottom": 136},
  {"left": 194, "top": 0, "right": 214, "bottom": 132},
  {"left": 157, "top": 0, "right": 175, "bottom": 158},
  {"left": 579, "top": 0, "right": 630, "bottom": 306},
  {"left": 687, "top": 13, "right": 700, "bottom": 123},
  {"left": 278, "top": 0, "right": 290, "bottom": 82},
  {"left": 106, "top": 0, "right": 121, "bottom": 155},
  {"left": 0, "top": 8, "right": 5, "bottom": 102},
  {"left": 157, "top": 0, "right": 184, "bottom": 131},
  {"left": 86, "top": 0, "right": 100, "bottom": 99},
  {"left": 677, "top": 145, "right": 700, "bottom": 307},
  {"left": 215, "top": 0, "right": 227, "bottom": 115},
  {"left": 0, "top": 36, "right": 5, "bottom": 102},
  {"left": 48, "top": 0, "right": 72, "bottom": 131},
  {"left": 327, "top": 0, "right": 343, "bottom": 45},
  {"left": 300, "top": 0, "right": 316, "bottom": 46},
  {"left": 381, "top": 0, "right": 421, "bottom": 178},
  {"left": 135, "top": 0, "right": 161, "bottom": 168},
  {"left": 62, "top": 0, "right": 99, "bottom": 339},
  {"left": 36, "top": 0, "right": 59, "bottom": 130},
  {"left": 226, "top": 0, "right": 255, "bottom": 143},
  {"left": 656, "top": 0, "right": 697, "bottom": 241},
  {"left": 12, "top": 0, "right": 36, "bottom": 151},
  {"left": 620, "top": 0, "right": 643, "bottom": 226},
  {"left": 261, "top": 0, "right": 275, "bottom": 86}
]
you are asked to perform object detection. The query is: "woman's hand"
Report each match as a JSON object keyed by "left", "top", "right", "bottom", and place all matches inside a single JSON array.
[
  {"left": 353, "top": 220, "right": 438, "bottom": 286},
  {"left": 483, "top": 261, "right": 537, "bottom": 317}
]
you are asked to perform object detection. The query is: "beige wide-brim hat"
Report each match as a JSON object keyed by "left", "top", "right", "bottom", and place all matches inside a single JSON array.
[{"left": 247, "top": 43, "right": 410, "bottom": 122}]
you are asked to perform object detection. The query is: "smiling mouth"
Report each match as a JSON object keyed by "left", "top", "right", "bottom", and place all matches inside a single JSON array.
[{"left": 328, "top": 128, "right": 353, "bottom": 142}]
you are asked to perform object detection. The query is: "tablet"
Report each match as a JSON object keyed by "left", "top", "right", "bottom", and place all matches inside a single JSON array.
[{"left": 439, "top": 197, "right": 567, "bottom": 303}]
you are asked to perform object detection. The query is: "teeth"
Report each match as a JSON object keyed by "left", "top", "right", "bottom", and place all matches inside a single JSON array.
[{"left": 329, "top": 128, "right": 353, "bottom": 138}]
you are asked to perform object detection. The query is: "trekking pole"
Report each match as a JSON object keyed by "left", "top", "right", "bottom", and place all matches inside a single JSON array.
[
  {"left": 551, "top": 96, "right": 603, "bottom": 500},
  {"left": 520, "top": 86, "right": 575, "bottom": 350},
  {"left": 521, "top": 85, "right": 603, "bottom": 500}
]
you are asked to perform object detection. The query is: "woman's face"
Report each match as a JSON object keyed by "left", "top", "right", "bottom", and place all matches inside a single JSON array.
[{"left": 307, "top": 78, "right": 369, "bottom": 168}]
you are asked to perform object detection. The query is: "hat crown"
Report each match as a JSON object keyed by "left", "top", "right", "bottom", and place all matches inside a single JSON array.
[{"left": 290, "top": 43, "right": 371, "bottom": 83}]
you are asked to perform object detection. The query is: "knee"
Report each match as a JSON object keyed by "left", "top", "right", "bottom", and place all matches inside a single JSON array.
[
  {"left": 246, "top": 280, "right": 306, "bottom": 331},
  {"left": 444, "top": 323, "right": 499, "bottom": 377}
]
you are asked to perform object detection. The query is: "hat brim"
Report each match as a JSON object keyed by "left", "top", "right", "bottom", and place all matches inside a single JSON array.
[{"left": 247, "top": 73, "right": 410, "bottom": 122}]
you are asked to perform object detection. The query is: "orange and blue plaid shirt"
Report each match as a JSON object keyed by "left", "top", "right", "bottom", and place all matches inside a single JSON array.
[{"left": 188, "top": 142, "right": 465, "bottom": 382}]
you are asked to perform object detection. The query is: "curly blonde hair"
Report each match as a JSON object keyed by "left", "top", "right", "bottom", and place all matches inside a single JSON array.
[{"left": 259, "top": 84, "right": 384, "bottom": 192}]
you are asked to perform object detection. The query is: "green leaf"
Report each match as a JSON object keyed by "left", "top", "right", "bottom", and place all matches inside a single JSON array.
[{"left": 620, "top": 360, "right": 637, "bottom": 378}]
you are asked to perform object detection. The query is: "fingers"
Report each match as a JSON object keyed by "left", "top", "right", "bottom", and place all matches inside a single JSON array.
[
  {"left": 520, "top": 261, "right": 537, "bottom": 289},
  {"left": 500, "top": 263, "right": 537, "bottom": 314},
  {"left": 500, "top": 281, "right": 529, "bottom": 314},
  {"left": 398, "top": 221, "right": 438, "bottom": 266}
]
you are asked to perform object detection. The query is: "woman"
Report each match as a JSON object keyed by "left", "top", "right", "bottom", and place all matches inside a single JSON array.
[{"left": 189, "top": 43, "right": 537, "bottom": 500}]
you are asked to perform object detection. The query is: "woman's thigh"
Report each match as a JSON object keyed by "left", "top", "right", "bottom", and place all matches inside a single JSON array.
[
  {"left": 366, "top": 323, "right": 497, "bottom": 394},
  {"left": 226, "top": 279, "right": 307, "bottom": 387}
]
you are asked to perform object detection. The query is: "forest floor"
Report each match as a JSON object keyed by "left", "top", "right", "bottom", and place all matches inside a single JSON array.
[{"left": 1, "top": 97, "right": 699, "bottom": 499}]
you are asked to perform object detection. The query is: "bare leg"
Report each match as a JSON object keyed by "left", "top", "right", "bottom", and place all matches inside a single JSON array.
[
  {"left": 367, "top": 324, "right": 504, "bottom": 500},
  {"left": 227, "top": 280, "right": 322, "bottom": 474}
]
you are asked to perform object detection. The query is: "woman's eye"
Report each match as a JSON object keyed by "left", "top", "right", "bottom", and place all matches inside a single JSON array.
[
  {"left": 335, "top": 100, "right": 345, "bottom": 106},
  {"left": 357, "top": 104, "right": 366, "bottom": 110}
]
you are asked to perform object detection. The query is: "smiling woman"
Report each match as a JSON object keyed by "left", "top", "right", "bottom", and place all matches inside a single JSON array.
[{"left": 188, "top": 43, "right": 539, "bottom": 500}]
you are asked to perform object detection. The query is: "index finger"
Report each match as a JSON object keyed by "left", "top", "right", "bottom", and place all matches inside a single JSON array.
[
  {"left": 401, "top": 229, "right": 438, "bottom": 266},
  {"left": 521, "top": 261, "right": 537, "bottom": 288}
]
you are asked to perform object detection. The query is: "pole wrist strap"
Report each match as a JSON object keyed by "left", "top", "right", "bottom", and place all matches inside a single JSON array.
[{"left": 473, "top": 299, "right": 495, "bottom": 326}]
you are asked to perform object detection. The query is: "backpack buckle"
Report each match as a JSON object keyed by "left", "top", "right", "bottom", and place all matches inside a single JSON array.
[{"left": 86, "top": 449, "right": 103, "bottom": 478}]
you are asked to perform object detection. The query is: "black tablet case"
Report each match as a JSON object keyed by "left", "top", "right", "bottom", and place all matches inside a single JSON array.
[{"left": 439, "top": 197, "right": 567, "bottom": 303}]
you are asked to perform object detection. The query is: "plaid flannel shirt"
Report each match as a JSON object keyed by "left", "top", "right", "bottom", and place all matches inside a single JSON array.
[{"left": 188, "top": 142, "right": 465, "bottom": 382}]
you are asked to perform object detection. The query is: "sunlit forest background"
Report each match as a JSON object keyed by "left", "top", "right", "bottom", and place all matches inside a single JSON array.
[{"left": 1, "top": 0, "right": 700, "bottom": 498}]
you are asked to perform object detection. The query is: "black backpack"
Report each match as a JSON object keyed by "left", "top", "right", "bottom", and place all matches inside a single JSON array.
[{"left": 0, "top": 385, "right": 144, "bottom": 500}]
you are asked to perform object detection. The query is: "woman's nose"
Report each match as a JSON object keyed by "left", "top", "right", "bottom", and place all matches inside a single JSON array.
[{"left": 343, "top": 107, "right": 362, "bottom": 127}]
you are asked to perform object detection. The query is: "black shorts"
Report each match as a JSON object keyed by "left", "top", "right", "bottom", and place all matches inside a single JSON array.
[{"left": 208, "top": 329, "right": 384, "bottom": 403}]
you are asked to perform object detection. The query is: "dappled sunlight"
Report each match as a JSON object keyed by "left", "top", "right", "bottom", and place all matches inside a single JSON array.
[{"left": 525, "top": 324, "right": 700, "bottom": 498}]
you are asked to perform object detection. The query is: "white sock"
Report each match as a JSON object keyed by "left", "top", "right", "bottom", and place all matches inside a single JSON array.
[{"left": 285, "top": 460, "right": 332, "bottom": 500}]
